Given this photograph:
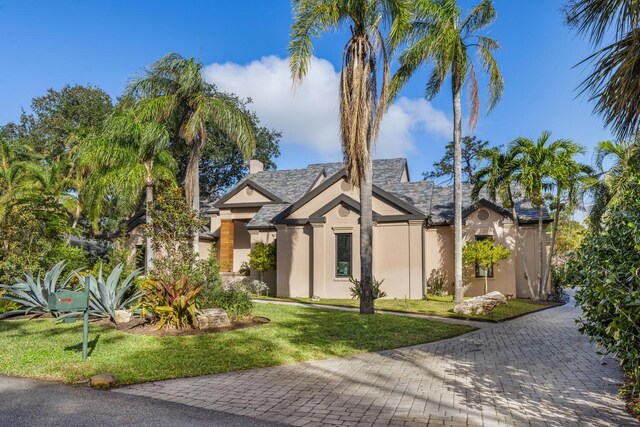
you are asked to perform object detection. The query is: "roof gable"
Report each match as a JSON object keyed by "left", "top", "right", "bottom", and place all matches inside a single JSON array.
[{"left": 214, "top": 180, "right": 285, "bottom": 208}]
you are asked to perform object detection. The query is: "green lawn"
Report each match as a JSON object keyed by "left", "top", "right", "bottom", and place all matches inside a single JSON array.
[
  {"left": 255, "top": 295, "right": 560, "bottom": 322},
  {"left": 0, "top": 303, "right": 474, "bottom": 385}
]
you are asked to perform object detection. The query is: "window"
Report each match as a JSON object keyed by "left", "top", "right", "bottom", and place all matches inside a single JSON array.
[
  {"left": 474, "top": 235, "right": 494, "bottom": 278},
  {"left": 335, "top": 233, "right": 352, "bottom": 277}
]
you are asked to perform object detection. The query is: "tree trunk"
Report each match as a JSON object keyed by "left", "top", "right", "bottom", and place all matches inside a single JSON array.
[
  {"left": 484, "top": 270, "right": 488, "bottom": 295},
  {"left": 452, "top": 75, "right": 464, "bottom": 304},
  {"left": 537, "top": 204, "right": 545, "bottom": 299},
  {"left": 542, "top": 192, "right": 561, "bottom": 298},
  {"left": 145, "top": 181, "right": 154, "bottom": 275},
  {"left": 185, "top": 141, "right": 202, "bottom": 254},
  {"left": 359, "top": 160, "right": 374, "bottom": 315},
  {"left": 511, "top": 205, "right": 537, "bottom": 299}
]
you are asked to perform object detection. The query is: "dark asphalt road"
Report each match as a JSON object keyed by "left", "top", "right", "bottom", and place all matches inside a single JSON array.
[{"left": 0, "top": 375, "right": 284, "bottom": 427}]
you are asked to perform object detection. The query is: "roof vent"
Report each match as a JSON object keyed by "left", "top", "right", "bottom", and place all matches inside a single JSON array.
[{"left": 249, "top": 159, "right": 264, "bottom": 175}]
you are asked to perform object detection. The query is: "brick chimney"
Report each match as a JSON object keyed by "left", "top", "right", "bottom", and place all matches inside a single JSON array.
[{"left": 249, "top": 159, "right": 264, "bottom": 174}]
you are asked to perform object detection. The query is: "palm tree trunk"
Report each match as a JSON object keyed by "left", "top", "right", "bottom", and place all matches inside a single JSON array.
[
  {"left": 537, "top": 204, "right": 545, "bottom": 299},
  {"left": 542, "top": 192, "right": 561, "bottom": 297},
  {"left": 145, "top": 182, "right": 154, "bottom": 275},
  {"left": 511, "top": 205, "right": 537, "bottom": 299},
  {"left": 452, "top": 75, "right": 464, "bottom": 304},
  {"left": 360, "top": 160, "right": 374, "bottom": 315},
  {"left": 185, "top": 141, "right": 202, "bottom": 254}
]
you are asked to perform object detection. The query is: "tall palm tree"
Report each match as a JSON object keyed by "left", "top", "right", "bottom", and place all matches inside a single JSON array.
[
  {"left": 289, "top": 0, "right": 410, "bottom": 314},
  {"left": 126, "top": 53, "right": 256, "bottom": 249},
  {"left": 565, "top": 0, "right": 640, "bottom": 140},
  {"left": 80, "top": 108, "right": 176, "bottom": 272},
  {"left": 589, "top": 138, "right": 640, "bottom": 228},
  {"left": 510, "top": 132, "right": 579, "bottom": 299},
  {"left": 389, "top": 0, "right": 503, "bottom": 303},
  {"left": 474, "top": 146, "right": 536, "bottom": 299}
]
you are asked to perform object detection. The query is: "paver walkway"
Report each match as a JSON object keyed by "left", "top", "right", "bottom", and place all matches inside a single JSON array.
[{"left": 117, "top": 296, "right": 638, "bottom": 427}]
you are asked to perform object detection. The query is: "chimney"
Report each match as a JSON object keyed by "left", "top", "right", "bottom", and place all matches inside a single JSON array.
[{"left": 249, "top": 159, "right": 264, "bottom": 174}]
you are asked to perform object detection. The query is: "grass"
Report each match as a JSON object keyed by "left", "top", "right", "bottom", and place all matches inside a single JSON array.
[
  {"left": 0, "top": 303, "right": 474, "bottom": 385},
  {"left": 254, "top": 294, "right": 561, "bottom": 322}
]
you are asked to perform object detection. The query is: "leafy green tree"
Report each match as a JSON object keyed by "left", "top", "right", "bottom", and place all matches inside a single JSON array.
[
  {"left": 423, "top": 136, "right": 488, "bottom": 186},
  {"left": 553, "top": 211, "right": 586, "bottom": 265},
  {"left": 289, "top": 0, "right": 410, "bottom": 314},
  {"left": 248, "top": 242, "right": 277, "bottom": 282},
  {"left": 127, "top": 53, "right": 257, "bottom": 251},
  {"left": 14, "top": 85, "right": 112, "bottom": 159},
  {"left": 79, "top": 108, "right": 176, "bottom": 272},
  {"left": 462, "top": 239, "right": 510, "bottom": 294},
  {"left": 565, "top": 0, "right": 640, "bottom": 140},
  {"left": 510, "top": 132, "right": 584, "bottom": 299},
  {"left": 390, "top": 0, "right": 504, "bottom": 304}
]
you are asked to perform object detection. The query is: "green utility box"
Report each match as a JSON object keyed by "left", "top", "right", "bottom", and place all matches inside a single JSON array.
[{"left": 48, "top": 291, "right": 89, "bottom": 312}]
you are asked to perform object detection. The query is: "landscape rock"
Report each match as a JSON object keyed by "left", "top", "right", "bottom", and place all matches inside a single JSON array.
[
  {"left": 196, "top": 308, "right": 231, "bottom": 329},
  {"left": 453, "top": 291, "right": 508, "bottom": 315},
  {"left": 114, "top": 310, "right": 132, "bottom": 324},
  {"left": 90, "top": 373, "right": 117, "bottom": 389}
]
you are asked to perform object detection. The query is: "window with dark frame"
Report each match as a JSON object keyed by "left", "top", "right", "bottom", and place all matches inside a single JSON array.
[
  {"left": 335, "top": 233, "right": 352, "bottom": 277},
  {"left": 474, "top": 235, "right": 494, "bottom": 278}
]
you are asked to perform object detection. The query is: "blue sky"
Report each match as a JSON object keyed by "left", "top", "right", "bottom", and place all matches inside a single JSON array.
[{"left": 0, "top": 0, "right": 612, "bottom": 179}]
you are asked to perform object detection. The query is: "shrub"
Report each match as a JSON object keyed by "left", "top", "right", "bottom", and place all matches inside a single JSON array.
[
  {"left": 426, "top": 270, "right": 449, "bottom": 297},
  {"left": 208, "top": 288, "right": 253, "bottom": 320},
  {"left": 349, "top": 277, "right": 387, "bottom": 300},
  {"left": 248, "top": 241, "right": 276, "bottom": 280},
  {"left": 0, "top": 261, "right": 81, "bottom": 319},
  {"left": 566, "top": 188, "right": 640, "bottom": 399},
  {"left": 140, "top": 276, "right": 201, "bottom": 329},
  {"left": 86, "top": 263, "right": 143, "bottom": 323},
  {"left": 549, "top": 265, "right": 569, "bottom": 303}
]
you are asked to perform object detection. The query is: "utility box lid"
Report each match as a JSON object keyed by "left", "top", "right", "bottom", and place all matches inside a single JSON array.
[{"left": 48, "top": 291, "right": 88, "bottom": 312}]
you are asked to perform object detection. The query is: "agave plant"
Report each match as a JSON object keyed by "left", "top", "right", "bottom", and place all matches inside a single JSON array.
[
  {"left": 86, "top": 263, "right": 143, "bottom": 323},
  {"left": 0, "top": 261, "right": 80, "bottom": 319}
]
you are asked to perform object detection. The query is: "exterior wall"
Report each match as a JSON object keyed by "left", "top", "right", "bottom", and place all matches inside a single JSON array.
[
  {"left": 461, "top": 209, "right": 517, "bottom": 297},
  {"left": 515, "top": 224, "right": 549, "bottom": 298},
  {"left": 372, "top": 221, "right": 423, "bottom": 299},
  {"left": 424, "top": 209, "right": 549, "bottom": 299},
  {"left": 276, "top": 224, "right": 312, "bottom": 298},
  {"left": 198, "top": 240, "right": 213, "bottom": 259}
]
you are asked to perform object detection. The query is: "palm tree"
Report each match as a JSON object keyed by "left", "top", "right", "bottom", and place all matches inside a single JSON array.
[
  {"left": 510, "top": 132, "right": 580, "bottom": 299},
  {"left": 389, "top": 0, "right": 503, "bottom": 303},
  {"left": 589, "top": 138, "right": 640, "bottom": 228},
  {"left": 126, "top": 53, "right": 256, "bottom": 249},
  {"left": 474, "top": 146, "right": 536, "bottom": 299},
  {"left": 80, "top": 108, "right": 176, "bottom": 272},
  {"left": 289, "top": 0, "right": 410, "bottom": 314},
  {"left": 542, "top": 143, "right": 590, "bottom": 291},
  {"left": 565, "top": 0, "right": 640, "bottom": 140}
]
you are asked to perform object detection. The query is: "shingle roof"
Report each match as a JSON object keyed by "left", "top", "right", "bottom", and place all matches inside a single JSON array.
[
  {"left": 217, "top": 158, "right": 549, "bottom": 228},
  {"left": 428, "top": 184, "right": 551, "bottom": 225},
  {"left": 308, "top": 158, "right": 408, "bottom": 186},
  {"left": 247, "top": 203, "right": 291, "bottom": 228},
  {"left": 246, "top": 167, "right": 323, "bottom": 202}
]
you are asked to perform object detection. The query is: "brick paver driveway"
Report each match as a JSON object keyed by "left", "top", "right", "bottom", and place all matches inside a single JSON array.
[{"left": 117, "top": 297, "right": 637, "bottom": 426}]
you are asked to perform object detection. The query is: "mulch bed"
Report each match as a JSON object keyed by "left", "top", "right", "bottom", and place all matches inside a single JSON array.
[{"left": 98, "top": 316, "right": 271, "bottom": 336}]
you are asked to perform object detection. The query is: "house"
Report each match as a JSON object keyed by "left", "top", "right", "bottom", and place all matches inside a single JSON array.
[{"left": 203, "top": 158, "right": 551, "bottom": 299}]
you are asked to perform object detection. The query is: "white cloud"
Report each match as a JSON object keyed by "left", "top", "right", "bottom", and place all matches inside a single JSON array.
[{"left": 204, "top": 55, "right": 451, "bottom": 161}]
